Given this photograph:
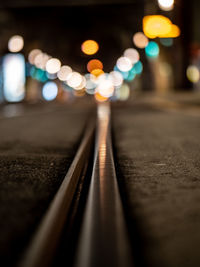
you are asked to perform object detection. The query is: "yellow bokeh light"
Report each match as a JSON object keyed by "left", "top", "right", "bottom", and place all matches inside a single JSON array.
[
  {"left": 159, "top": 24, "right": 180, "bottom": 38},
  {"left": 91, "top": 69, "right": 104, "bottom": 77},
  {"left": 186, "top": 66, "right": 200, "bottom": 83},
  {"left": 143, "top": 15, "right": 180, "bottom": 39},
  {"left": 94, "top": 92, "right": 108, "bottom": 102},
  {"left": 81, "top": 40, "right": 99, "bottom": 55}
]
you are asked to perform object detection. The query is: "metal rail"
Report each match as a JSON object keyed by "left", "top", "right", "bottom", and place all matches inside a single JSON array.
[
  {"left": 19, "top": 103, "right": 133, "bottom": 267},
  {"left": 19, "top": 119, "right": 95, "bottom": 267},
  {"left": 75, "top": 103, "right": 133, "bottom": 267}
]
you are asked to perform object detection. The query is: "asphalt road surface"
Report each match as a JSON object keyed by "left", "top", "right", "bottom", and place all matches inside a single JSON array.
[
  {"left": 112, "top": 98, "right": 200, "bottom": 267},
  {"left": 0, "top": 101, "right": 94, "bottom": 267},
  {"left": 1, "top": 93, "right": 200, "bottom": 267}
]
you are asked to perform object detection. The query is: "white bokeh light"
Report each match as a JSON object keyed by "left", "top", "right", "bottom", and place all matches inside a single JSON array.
[
  {"left": 67, "top": 72, "right": 83, "bottom": 88},
  {"left": 8, "top": 35, "right": 24, "bottom": 53},
  {"left": 46, "top": 58, "right": 61, "bottom": 74},
  {"left": 28, "top": 49, "right": 42, "bottom": 65},
  {"left": 34, "top": 52, "right": 50, "bottom": 69},
  {"left": 97, "top": 79, "right": 114, "bottom": 98},
  {"left": 124, "top": 48, "right": 140, "bottom": 64},
  {"left": 116, "top": 57, "right": 132, "bottom": 72},
  {"left": 57, "top": 65, "right": 72, "bottom": 81},
  {"left": 109, "top": 71, "right": 123, "bottom": 87},
  {"left": 158, "top": 0, "right": 174, "bottom": 11}
]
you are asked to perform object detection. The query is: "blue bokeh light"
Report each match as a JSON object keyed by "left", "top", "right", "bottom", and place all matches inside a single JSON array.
[{"left": 42, "top": 81, "right": 58, "bottom": 101}]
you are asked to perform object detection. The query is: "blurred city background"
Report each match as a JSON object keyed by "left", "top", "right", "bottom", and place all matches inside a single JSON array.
[{"left": 0, "top": 0, "right": 199, "bottom": 106}]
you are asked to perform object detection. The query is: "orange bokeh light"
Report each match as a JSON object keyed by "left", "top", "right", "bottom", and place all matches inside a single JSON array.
[
  {"left": 81, "top": 40, "right": 99, "bottom": 55},
  {"left": 87, "top": 59, "right": 103, "bottom": 72}
]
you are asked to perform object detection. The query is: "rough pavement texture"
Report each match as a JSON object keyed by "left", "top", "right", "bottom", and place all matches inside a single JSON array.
[
  {"left": 112, "top": 102, "right": 200, "bottom": 267},
  {"left": 0, "top": 101, "right": 94, "bottom": 266}
]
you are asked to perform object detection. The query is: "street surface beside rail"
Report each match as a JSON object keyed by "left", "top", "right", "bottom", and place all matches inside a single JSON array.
[
  {"left": 112, "top": 98, "right": 200, "bottom": 267},
  {"left": 0, "top": 100, "right": 95, "bottom": 267}
]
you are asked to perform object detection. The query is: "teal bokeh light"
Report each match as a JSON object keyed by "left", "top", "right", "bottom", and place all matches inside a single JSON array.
[
  {"left": 125, "top": 68, "right": 136, "bottom": 81},
  {"left": 30, "top": 66, "right": 48, "bottom": 82},
  {"left": 160, "top": 38, "right": 173, "bottom": 47},
  {"left": 145, "top": 41, "right": 159, "bottom": 58},
  {"left": 132, "top": 61, "right": 143, "bottom": 74}
]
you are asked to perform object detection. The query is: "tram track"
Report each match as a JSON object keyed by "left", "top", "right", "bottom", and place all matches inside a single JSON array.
[{"left": 19, "top": 103, "right": 133, "bottom": 267}]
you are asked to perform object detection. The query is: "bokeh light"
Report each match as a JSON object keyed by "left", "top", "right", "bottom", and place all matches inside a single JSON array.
[
  {"left": 114, "top": 65, "right": 129, "bottom": 79},
  {"left": 132, "top": 61, "right": 143, "bottom": 74},
  {"left": 3, "top": 53, "right": 25, "bottom": 102},
  {"left": 143, "top": 15, "right": 180, "bottom": 39},
  {"left": 84, "top": 74, "right": 97, "bottom": 94},
  {"left": 95, "top": 92, "right": 108, "bottom": 102},
  {"left": 158, "top": 0, "right": 174, "bottom": 11},
  {"left": 91, "top": 69, "right": 104, "bottom": 77},
  {"left": 186, "top": 66, "right": 200, "bottom": 83},
  {"left": 30, "top": 66, "right": 48, "bottom": 82},
  {"left": 126, "top": 68, "right": 136, "bottom": 81},
  {"left": 116, "top": 84, "right": 130, "bottom": 101},
  {"left": 42, "top": 81, "right": 58, "bottom": 101},
  {"left": 87, "top": 59, "right": 103, "bottom": 72},
  {"left": 74, "top": 76, "right": 86, "bottom": 90},
  {"left": 96, "top": 78, "right": 114, "bottom": 98},
  {"left": 124, "top": 48, "right": 140, "bottom": 64},
  {"left": 133, "top": 32, "right": 149, "bottom": 48},
  {"left": 143, "top": 15, "right": 171, "bottom": 38},
  {"left": 8, "top": 35, "right": 24, "bottom": 53},
  {"left": 109, "top": 71, "right": 123, "bottom": 87},
  {"left": 145, "top": 41, "right": 160, "bottom": 58},
  {"left": 160, "top": 24, "right": 180, "bottom": 38},
  {"left": 46, "top": 58, "right": 61, "bottom": 74},
  {"left": 28, "top": 49, "right": 42, "bottom": 65},
  {"left": 160, "top": 38, "right": 173, "bottom": 47},
  {"left": 34, "top": 52, "right": 50, "bottom": 70},
  {"left": 116, "top": 57, "right": 132, "bottom": 72},
  {"left": 67, "top": 72, "right": 83, "bottom": 88},
  {"left": 57, "top": 65, "right": 72, "bottom": 81},
  {"left": 81, "top": 40, "right": 99, "bottom": 55}
]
